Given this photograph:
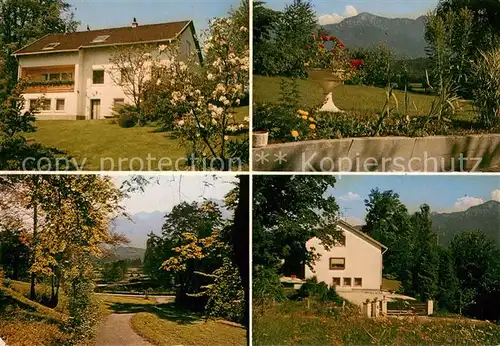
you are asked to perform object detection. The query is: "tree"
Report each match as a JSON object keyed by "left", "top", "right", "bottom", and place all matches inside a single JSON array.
[
  {"left": 436, "top": 0, "right": 500, "bottom": 49},
  {"left": 108, "top": 45, "right": 154, "bottom": 125},
  {"left": 363, "top": 189, "right": 413, "bottom": 291},
  {"left": 409, "top": 204, "right": 439, "bottom": 300},
  {"left": 0, "top": 228, "right": 30, "bottom": 280},
  {"left": 160, "top": 201, "right": 225, "bottom": 309},
  {"left": 0, "top": 0, "right": 78, "bottom": 94},
  {"left": 450, "top": 231, "right": 500, "bottom": 320},
  {"left": 436, "top": 246, "right": 460, "bottom": 312},
  {"left": 253, "top": 175, "right": 339, "bottom": 277},
  {"left": 253, "top": 0, "right": 317, "bottom": 77},
  {"left": 143, "top": 232, "right": 176, "bottom": 285}
]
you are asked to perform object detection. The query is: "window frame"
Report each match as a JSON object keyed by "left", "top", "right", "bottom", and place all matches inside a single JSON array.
[
  {"left": 354, "top": 277, "right": 362, "bottom": 287},
  {"left": 56, "top": 99, "right": 65, "bottom": 111},
  {"left": 332, "top": 277, "right": 341, "bottom": 286},
  {"left": 39, "top": 99, "right": 51, "bottom": 111},
  {"left": 93, "top": 70, "right": 105, "bottom": 85},
  {"left": 329, "top": 257, "right": 346, "bottom": 270},
  {"left": 343, "top": 277, "right": 352, "bottom": 287}
]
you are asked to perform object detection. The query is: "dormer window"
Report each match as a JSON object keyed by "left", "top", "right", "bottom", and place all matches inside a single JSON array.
[
  {"left": 91, "top": 35, "right": 110, "bottom": 43},
  {"left": 42, "top": 42, "right": 60, "bottom": 50}
]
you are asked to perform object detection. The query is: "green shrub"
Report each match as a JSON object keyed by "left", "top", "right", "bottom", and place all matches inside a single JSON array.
[
  {"left": 471, "top": 48, "right": 500, "bottom": 129},
  {"left": 294, "top": 277, "right": 344, "bottom": 304},
  {"left": 113, "top": 104, "right": 139, "bottom": 128},
  {"left": 253, "top": 265, "right": 285, "bottom": 304}
]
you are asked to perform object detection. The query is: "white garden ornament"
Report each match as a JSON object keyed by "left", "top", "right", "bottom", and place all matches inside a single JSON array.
[{"left": 320, "top": 92, "right": 343, "bottom": 113}]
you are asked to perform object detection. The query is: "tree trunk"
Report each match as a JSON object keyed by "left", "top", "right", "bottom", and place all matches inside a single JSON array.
[
  {"left": 231, "top": 175, "right": 249, "bottom": 326},
  {"left": 29, "top": 201, "right": 38, "bottom": 301}
]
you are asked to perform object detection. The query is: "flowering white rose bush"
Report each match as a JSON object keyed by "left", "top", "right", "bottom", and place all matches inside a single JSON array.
[{"left": 155, "top": 16, "right": 249, "bottom": 170}]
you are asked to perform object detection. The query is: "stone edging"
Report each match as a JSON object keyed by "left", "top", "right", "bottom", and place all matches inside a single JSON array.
[{"left": 252, "top": 134, "right": 500, "bottom": 172}]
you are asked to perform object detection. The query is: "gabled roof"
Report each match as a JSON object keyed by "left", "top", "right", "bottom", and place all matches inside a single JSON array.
[
  {"left": 337, "top": 219, "right": 387, "bottom": 251},
  {"left": 14, "top": 20, "right": 194, "bottom": 56}
]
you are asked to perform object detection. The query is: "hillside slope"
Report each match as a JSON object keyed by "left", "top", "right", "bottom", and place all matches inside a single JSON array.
[{"left": 0, "top": 285, "right": 69, "bottom": 345}]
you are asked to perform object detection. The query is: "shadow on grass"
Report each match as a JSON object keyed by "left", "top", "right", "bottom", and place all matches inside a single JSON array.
[{"left": 108, "top": 302, "right": 202, "bottom": 325}]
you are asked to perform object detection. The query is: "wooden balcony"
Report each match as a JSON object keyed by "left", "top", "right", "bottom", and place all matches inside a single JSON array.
[
  {"left": 23, "top": 82, "right": 74, "bottom": 94},
  {"left": 21, "top": 65, "right": 75, "bottom": 94}
]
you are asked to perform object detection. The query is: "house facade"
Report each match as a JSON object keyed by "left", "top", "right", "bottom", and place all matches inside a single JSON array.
[
  {"left": 14, "top": 19, "right": 201, "bottom": 120},
  {"left": 305, "top": 220, "right": 387, "bottom": 291}
]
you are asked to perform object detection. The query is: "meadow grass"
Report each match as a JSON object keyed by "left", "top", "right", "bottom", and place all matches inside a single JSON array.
[
  {"left": 132, "top": 312, "right": 247, "bottom": 346},
  {"left": 24, "top": 106, "right": 249, "bottom": 171},
  {"left": 253, "top": 75, "right": 475, "bottom": 121},
  {"left": 253, "top": 300, "right": 500, "bottom": 346},
  {"left": 0, "top": 285, "right": 70, "bottom": 346}
]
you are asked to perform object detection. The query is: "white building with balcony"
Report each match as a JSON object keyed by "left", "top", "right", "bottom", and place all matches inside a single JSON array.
[{"left": 14, "top": 19, "right": 201, "bottom": 120}]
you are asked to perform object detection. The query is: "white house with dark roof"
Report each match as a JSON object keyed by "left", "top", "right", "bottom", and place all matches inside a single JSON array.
[
  {"left": 305, "top": 220, "right": 387, "bottom": 291},
  {"left": 14, "top": 19, "right": 201, "bottom": 120}
]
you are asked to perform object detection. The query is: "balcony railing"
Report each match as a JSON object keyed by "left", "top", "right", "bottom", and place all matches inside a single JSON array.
[{"left": 23, "top": 80, "right": 75, "bottom": 94}]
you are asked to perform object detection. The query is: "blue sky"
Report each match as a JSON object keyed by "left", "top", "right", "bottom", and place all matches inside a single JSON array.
[
  {"left": 264, "top": 0, "right": 438, "bottom": 25},
  {"left": 327, "top": 175, "right": 500, "bottom": 225},
  {"left": 66, "top": 0, "right": 240, "bottom": 35}
]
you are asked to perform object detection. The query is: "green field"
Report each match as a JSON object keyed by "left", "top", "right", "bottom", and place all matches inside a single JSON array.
[
  {"left": 253, "top": 75, "right": 475, "bottom": 120},
  {"left": 24, "top": 106, "right": 249, "bottom": 171},
  {"left": 253, "top": 300, "right": 500, "bottom": 346}
]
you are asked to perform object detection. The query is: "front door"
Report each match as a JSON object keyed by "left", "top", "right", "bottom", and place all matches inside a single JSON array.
[{"left": 90, "top": 99, "right": 101, "bottom": 119}]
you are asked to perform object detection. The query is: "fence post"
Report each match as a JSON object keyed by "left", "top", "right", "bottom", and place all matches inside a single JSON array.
[
  {"left": 372, "top": 298, "right": 380, "bottom": 318},
  {"left": 381, "top": 297, "right": 388, "bottom": 316},
  {"left": 427, "top": 300, "right": 434, "bottom": 315},
  {"left": 363, "top": 299, "right": 372, "bottom": 317}
]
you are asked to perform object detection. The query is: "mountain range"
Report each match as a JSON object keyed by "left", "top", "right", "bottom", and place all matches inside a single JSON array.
[
  {"left": 323, "top": 12, "right": 428, "bottom": 58},
  {"left": 432, "top": 200, "right": 500, "bottom": 248}
]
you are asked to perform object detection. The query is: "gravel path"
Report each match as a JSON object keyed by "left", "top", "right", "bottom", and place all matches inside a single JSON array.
[{"left": 96, "top": 313, "right": 152, "bottom": 346}]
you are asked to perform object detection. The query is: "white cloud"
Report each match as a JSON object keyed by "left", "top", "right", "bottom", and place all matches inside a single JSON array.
[
  {"left": 318, "top": 5, "right": 359, "bottom": 25},
  {"left": 338, "top": 192, "right": 361, "bottom": 201},
  {"left": 453, "top": 196, "right": 484, "bottom": 212},
  {"left": 491, "top": 189, "right": 500, "bottom": 202}
]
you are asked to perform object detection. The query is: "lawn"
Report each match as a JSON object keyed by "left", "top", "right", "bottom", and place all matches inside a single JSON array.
[
  {"left": 132, "top": 312, "right": 247, "bottom": 346},
  {"left": 254, "top": 75, "right": 475, "bottom": 121},
  {"left": 24, "top": 106, "right": 249, "bottom": 171},
  {"left": 0, "top": 285, "right": 70, "bottom": 346},
  {"left": 253, "top": 300, "right": 500, "bottom": 345},
  {"left": 98, "top": 293, "right": 247, "bottom": 346}
]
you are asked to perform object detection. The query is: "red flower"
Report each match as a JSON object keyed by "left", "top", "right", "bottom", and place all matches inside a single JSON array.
[
  {"left": 305, "top": 45, "right": 311, "bottom": 49},
  {"left": 319, "top": 43, "right": 325, "bottom": 49},
  {"left": 320, "top": 34, "right": 329, "bottom": 41},
  {"left": 329, "top": 36, "right": 338, "bottom": 41},
  {"left": 336, "top": 41, "right": 345, "bottom": 48},
  {"left": 351, "top": 59, "right": 363, "bottom": 68}
]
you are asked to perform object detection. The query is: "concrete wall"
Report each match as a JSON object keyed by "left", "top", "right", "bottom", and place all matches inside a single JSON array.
[
  {"left": 253, "top": 134, "right": 500, "bottom": 172},
  {"left": 305, "top": 225, "right": 383, "bottom": 291}
]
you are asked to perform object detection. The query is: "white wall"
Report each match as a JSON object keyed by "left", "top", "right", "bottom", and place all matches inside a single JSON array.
[{"left": 305, "top": 225, "right": 383, "bottom": 290}]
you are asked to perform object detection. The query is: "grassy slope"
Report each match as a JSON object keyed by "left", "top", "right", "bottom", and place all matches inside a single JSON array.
[
  {"left": 254, "top": 76, "right": 474, "bottom": 120},
  {"left": 25, "top": 106, "right": 249, "bottom": 171},
  {"left": 0, "top": 285, "right": 69, "bottom": 346},
  {"left": 253, "top": 301, "right": 500, "bottom": 346}
]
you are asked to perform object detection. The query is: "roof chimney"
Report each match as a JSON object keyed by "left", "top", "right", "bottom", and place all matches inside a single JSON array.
[{"left": 132, "top": 17, "right": 138, "bottom": 28}]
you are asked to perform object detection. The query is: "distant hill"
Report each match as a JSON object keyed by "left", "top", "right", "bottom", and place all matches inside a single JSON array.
[
  {"left": 111, "top": 211, "right": 165, "bottom": 248},
  {"left": 323, "top": 12, "right": 427, "bottom": 58},
  {"left": 432, "top": 200, "right": 500, "bottom": 247}
]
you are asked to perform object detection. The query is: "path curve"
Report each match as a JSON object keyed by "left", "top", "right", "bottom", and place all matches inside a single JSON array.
[{"left": 96, "top": 313, "right": 152, "bottom": 346}]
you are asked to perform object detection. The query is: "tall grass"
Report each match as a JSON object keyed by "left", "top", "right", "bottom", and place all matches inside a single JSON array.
[{"left": 472, "top": 48, "right": 500, "bottom": 129}]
